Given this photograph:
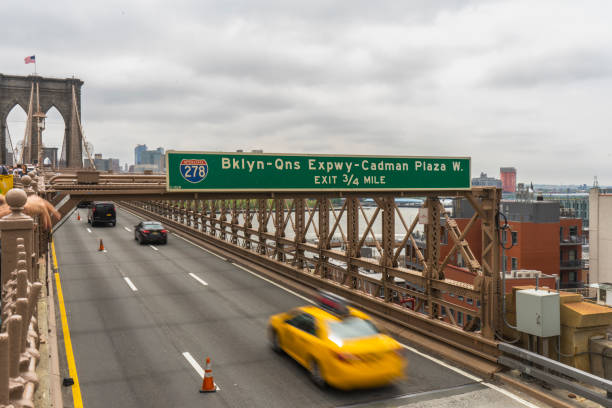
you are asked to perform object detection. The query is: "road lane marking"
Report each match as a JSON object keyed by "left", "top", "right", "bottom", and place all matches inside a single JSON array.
[
  {"left": 401, "top": 342, "right": 538, "bottom": 407},
  {"left": 182, "top": 352, "right": 221, "bottom": 390},
  {"left": 124, "top": 227, "right": 132, "bottom": 232},
  {"left": 189, "top": 273, "right": 208, "bottom": 286},
  {"left": 117, "top": 208, "right": 535, "bottom": 406},
  {"left": 149, "top": 245, "right": 159, "bottom": 251},
  {"left": 86, "top": 228, "right": 92, "bottom": 233},
  {"left": 230, "top": 265, "right": 536, "bottom": 407},
  {"left": 172, "top": 233, "right": 227, "bottom": 260},
  {"left": 123, "top": 277, "right": 138, "bottom": 291},
  {"left": 55, "top": 273, "right": 84, "bottom": 408},
  {"left": 51, "top": 241, "right": 58, "bottom": 270}
]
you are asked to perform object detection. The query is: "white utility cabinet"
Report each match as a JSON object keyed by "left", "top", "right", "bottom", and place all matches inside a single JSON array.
[{"left": 515, "top": 289, "right": 560, "bottom": 337}]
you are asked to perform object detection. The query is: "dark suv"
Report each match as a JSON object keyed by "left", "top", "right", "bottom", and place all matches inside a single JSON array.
[{"left": 88, "top": 202, "right": 116, "bottom": 227}]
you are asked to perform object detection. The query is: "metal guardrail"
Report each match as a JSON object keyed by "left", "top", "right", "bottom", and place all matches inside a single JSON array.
[
  {"left": 498, "top": 343, "right": 612, "bottom": 406},
  {"left": 560, "top": 259, "right": 585, "bottom": 269}
]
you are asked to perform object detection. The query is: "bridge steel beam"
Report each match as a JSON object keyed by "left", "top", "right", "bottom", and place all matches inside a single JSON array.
[
  {"left": 118, "top": 193, "right": 500, "bottom": 361},
  {"left": 49, "top": 177, "right": 501, "bottom": 347}
]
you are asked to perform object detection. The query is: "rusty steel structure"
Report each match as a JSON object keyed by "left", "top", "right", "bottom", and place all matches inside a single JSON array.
[{"left": 45, "top": 171, "right": 502, "bottom": 360}]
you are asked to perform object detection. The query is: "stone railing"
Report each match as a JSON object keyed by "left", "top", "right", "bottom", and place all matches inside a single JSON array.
[{"left": 0, "top": 173, "right": 54, "bottom": 408}]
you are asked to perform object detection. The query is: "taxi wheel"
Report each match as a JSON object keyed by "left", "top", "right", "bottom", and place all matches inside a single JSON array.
[
  {"left": 309, "top": 359, "right": 326, "bottom": 388},
  {"left": 269, "top": 329, "right": 281, "bottom": 353}
]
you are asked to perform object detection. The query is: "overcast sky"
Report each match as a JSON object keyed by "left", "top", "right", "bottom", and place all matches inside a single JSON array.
[{"left": 2, "top": 0, "right": 612, "bottom": 184}]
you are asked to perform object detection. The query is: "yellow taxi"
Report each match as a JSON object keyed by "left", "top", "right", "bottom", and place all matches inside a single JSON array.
[{"left": 268, "top": 291, "right": 406, "bottom": 390}]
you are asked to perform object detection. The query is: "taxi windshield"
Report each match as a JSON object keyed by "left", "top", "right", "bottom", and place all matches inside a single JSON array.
[{"left": 327, "top": 317, "right": 379, "bottom": 340}]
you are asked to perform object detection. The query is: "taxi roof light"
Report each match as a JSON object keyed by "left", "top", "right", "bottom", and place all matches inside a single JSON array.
[{"left": 317, "top": 290, "right": 350, "bottom": 317}]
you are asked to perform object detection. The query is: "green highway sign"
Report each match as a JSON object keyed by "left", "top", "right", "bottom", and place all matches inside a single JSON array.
[{"left": 166, "top": 151, "right": 471, "bottom": 192}]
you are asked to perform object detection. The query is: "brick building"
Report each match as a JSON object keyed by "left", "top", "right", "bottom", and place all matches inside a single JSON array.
[
  {"left": 444, "top": 199, "right": 583, "bottom": 289},
  {"left": 500, "top": 167, "right": 517, "bottom": 193}
]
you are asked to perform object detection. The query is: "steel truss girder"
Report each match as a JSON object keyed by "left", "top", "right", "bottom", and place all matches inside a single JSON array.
[
  {"left": 108, "top": 187, "right": 500, "bottom": 340},
  {"left": 118, "top": 197, "right": 500, "bottom": 359}
]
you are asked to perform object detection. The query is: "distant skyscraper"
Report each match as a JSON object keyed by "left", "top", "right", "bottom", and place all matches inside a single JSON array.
[
  {"left": 472, "top": 172, "right": 502, "bottom": 188},
  {"left": 134, "top": 144, "right": 147, "bottom": 165},
  {"left": 500, "top": 167, "right": 517, "bottom": 193},
  {"left": 141, "top": 149, "right": 164, "bottom": 171}
]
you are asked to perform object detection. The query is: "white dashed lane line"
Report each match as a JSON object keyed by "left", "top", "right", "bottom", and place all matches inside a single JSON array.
[
  {"left": 182, "top": 352, "right": 220, "bottom": 390},
  {"left": 123, "top": 277, "right": 138, "bottom": 291},
  {"left": 231, "top": 262, "right": 537, "bottom": 407},
  {"left": 189, "top": 273, "right": 208, "bottom": 286},
  {"left": 124, "top": 227, "right": 132, "bottom": 232},
  {"left": 86, "top": 228, "right": 92, "bottom": 233},
  {"left": 117, "top": 207, "right": 534, "bottom": 407},
  {"left": 149, "top": 245, "right": 159, "bottom": 252}
]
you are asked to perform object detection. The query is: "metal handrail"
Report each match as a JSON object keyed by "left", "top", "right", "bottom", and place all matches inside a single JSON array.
[
  {"left": 560, "top": 259, "right": 584, "bottom": 268},
  {"left": 498, "top": 343, "right": 612, "bottom": 405}
]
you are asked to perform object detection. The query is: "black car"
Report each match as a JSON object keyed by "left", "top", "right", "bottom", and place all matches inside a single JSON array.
[
  {"left": 88, "top": 202, "right": 116, "bottom": 227},
  {"left": 77, "top": 200, "right": 92, "bottom": 208},
  {"left": 134, "top": 221, "right": 168, "bottom": 244}
]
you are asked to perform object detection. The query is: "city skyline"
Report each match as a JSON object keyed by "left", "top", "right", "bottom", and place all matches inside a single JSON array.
[{"left": 2, "top": 1, "right": 612, "bottom": 184}]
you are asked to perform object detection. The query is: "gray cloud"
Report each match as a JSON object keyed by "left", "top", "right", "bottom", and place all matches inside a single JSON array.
[
  {"left": 1, "top": 0, "right": 612, "bottom": 184},
  {"left": 485, "top": 50, "right": 612, "bottom": 88}
]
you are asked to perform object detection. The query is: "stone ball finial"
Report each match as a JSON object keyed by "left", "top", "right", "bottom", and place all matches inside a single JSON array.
[
  {"left": 5, "top": 188, "right": 27, "bottom": 211},
  {"left": 21, "top": 175, "right": 32, "bottom": 187},
  {"left": 28, "top": 171, "right": 37, "bottom": 178}
]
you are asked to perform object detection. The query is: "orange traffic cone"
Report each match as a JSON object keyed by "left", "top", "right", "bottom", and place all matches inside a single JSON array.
[
  {"left": 77, "top": 213, "right": 81, "bottom": 221},
  {"left": 199, "top": 357, "right": 216, "bottom": 393},
  {"left": 98, "top": 239, "right": 105, "bottom": 251}
]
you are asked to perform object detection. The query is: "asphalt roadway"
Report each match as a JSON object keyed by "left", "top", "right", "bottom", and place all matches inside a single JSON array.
[{"left": 52, "top": 208, "right": 542, "bottom": 408}]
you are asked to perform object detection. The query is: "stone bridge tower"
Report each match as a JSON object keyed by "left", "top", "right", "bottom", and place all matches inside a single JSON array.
[{"left": 0, "top": 74, "right": 84, "bottom": 167}]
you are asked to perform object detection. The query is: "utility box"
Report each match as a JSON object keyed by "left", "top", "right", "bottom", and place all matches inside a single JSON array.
[{"left": 516, "top": 289, "right": 560, "bottom": 337}]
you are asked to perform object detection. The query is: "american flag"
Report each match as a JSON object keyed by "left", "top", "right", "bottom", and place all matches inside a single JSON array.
[{"left": 24, "top": 55, "right": 35, "bottom": 64}]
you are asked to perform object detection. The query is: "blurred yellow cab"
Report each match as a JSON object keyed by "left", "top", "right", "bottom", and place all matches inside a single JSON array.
[{"left": 268, "top": 291, "right": 406, "bottom": 390}]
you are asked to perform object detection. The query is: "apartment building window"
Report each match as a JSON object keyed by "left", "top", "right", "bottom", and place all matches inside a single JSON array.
[
  {"left": 560, "top": 227, "right": 563, "bottom": 240},
  {"left": 476, "top": 300, "right": 481, "bottom": 308},
  {"left": 456, "top": 253, "right": 464, "bottom": 268},
  {"left": 458, "top": 295, "right": 464, "bottom": 302},
  {"left": 511, "top": 231, "right": 518, "bottom": 245},
  {"left": 457, "top": 312, "right": 464, "bottom": 326},
  {"left": 440, "top": 227, "right": 448, "bottom": 245},
  {"left": 569, "top": 271, "right": 577, "bottom": 282},
  {"left": 441, "top": 306, "right": 447, "bottom": 316},
  {"left": 511, "top": 257, "right": 518, "bottom": 270},
  {"left": 467, "top": 298, "right": 473, "bottom": 305}
]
